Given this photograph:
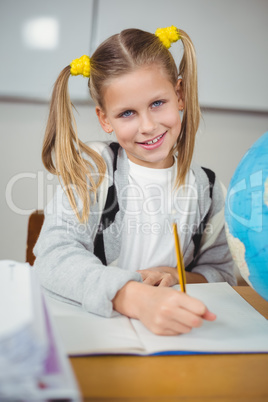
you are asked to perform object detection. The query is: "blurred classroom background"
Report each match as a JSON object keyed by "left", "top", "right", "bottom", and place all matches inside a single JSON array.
[{"left": 1, "top": 0, "right": 268, "bottom": 262}]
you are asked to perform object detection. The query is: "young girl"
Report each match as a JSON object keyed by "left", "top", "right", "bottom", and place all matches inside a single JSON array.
[{"left": 34, "top": 26, "right": 236, "bottom": 335}]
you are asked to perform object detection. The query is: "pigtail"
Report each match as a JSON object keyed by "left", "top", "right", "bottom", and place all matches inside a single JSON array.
[
  {"left": 42, "top": 66, "right": 106, "bottom": 223},
  {"left": 175, "top": 29, "right": 201, "bottom": 188}
]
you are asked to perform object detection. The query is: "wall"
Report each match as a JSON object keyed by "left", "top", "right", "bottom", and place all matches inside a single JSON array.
[
  {"left": 0, "top": 0, "right": 94, "bottom": 100},
  {"left": 1, "top": 0, "right": 268, "bottom": 111},
  {"left": 95, "top": 0, "right": 268, "bottom": 112}
]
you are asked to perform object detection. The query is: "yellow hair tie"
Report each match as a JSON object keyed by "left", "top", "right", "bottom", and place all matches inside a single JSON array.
[
  {"left": 70, "top": 55, "right": 90, "bottom": 77},
  {"left": 155, "top": 26, "right": 180, "bottom": 49}
]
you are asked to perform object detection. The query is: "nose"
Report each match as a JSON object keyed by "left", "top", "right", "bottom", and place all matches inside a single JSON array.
[{"left": 139, "top": 111, "right": 157, "bottom": 134}]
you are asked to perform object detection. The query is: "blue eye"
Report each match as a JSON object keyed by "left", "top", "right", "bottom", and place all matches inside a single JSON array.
[
  {"left": 152, "top": 100, "right": 164, "bottom": 108},
  {"left": 120, "top": 110, "right": 134, "bottom": 118}
]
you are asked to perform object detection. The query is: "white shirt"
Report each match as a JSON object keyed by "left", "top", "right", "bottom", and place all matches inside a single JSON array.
[{"left": 117, "top": 159, "right": 198, "bottom": 272}]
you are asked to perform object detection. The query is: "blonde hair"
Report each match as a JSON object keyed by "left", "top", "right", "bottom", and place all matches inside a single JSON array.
[{"left": 42, "top": 28, "right": 200, "bottom": 222}]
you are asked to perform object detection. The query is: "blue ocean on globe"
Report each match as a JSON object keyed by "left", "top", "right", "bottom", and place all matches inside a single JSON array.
[{"left": 225, "top": 131, "right": 268, "bottom": 301}]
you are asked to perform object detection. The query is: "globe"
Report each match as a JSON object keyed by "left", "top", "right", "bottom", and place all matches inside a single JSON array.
[{"left": 225, "top": 131, "right": 268, "bottom": 301}]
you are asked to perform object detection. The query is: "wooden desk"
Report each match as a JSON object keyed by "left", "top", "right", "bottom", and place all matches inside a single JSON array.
[{"left": 70, "top": 287, "right": 268, "bottom": 402}]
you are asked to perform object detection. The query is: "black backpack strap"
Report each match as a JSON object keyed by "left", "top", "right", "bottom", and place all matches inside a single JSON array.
[
  {"left": 186, "top": 167, "right": 215, "bottom": 271},
  {"left": 93, "top": 142, "right": 120, "bottom": 265}
]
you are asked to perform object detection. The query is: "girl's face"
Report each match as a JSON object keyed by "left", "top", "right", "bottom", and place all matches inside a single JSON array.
[{"left": 96, "top": 65, "right": 184, "bottom": 169}]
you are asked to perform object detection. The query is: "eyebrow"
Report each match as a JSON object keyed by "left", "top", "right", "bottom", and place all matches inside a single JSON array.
[{"left": 112, "top": 92, "right": 170, "bottom": 116}]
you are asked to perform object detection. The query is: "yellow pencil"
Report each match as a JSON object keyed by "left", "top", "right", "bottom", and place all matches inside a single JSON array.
[{"left": 173, "top": 223, "right": 186, "bottom": 293}]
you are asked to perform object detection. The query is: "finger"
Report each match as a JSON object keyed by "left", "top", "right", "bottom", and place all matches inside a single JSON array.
[
  {"left": 136, "top": 270, "right": 144, "bottom": 275},
  {"left": 138, "top": 273, "right": 145, "bottom": 281},
  {"left": 158, "top": 273, "right": 174, "bottom": 287},
  {"left": 178, "top": 296, "right": 216, "bottom": 322},
  {"left": 202, "top": 309, "right": 217, "bottom": 321},
  {"left": 177, "top": 293, "right": 209, "bottom": 317},
  {"left": 153, "top": 321, "right": 192, "bottom": 336},
  {"left": 137, "top": 271, "right": 155, "bottom": 283},
  {"left": 172, "top": 307, "right": 205, "bottom": 329},
  {"left": 157, "top": 298, "right": 206, "bottom": 329},
  {"left": 143, "top": 275, "right": 161, "bottom": 286},
  {"left": 156, "top": 293, "right": 212, "bottom": 328}
]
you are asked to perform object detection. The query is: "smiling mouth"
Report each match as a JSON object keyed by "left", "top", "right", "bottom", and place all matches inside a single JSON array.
[{"left": 139, "top": 133, "right": 166, "bottom": 145}]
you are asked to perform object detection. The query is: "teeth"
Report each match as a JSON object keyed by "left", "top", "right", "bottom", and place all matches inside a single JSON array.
[{"left": 145, "top": 133, "right": 163, "bottom": 145}]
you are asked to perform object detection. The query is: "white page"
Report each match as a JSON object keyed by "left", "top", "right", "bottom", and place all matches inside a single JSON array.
[
  {"left": 46, "top": 296, "right": 144, "bottom": 355},
  {"left": 0, "top": 261, "right": 33, "bottom": 339},
  {"left": 131, "top": 283, "right": 268, "bottom": 354}
]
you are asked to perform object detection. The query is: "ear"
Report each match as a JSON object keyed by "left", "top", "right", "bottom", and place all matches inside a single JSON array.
[
  {"left": 175, "top": 79, "right": 184, "bottom": 111},
  {"left": 95, "top": 107, "right": 113, "bottom": 133}
]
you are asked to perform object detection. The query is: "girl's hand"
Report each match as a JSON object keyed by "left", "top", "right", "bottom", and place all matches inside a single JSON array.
[
  {"left": 113, "top": 281, "right": 216, "bottom": 336},
  {"left": 137, "top": 266, "right": 208, "bottom": 287},
  {"left": 137, "top": 266, "right": 178, "bottom": 287}
]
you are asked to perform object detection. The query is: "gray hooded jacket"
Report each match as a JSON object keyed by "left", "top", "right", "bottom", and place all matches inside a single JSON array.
[{"left": 34, "top": 141, "right": 236, "bottom": 317}]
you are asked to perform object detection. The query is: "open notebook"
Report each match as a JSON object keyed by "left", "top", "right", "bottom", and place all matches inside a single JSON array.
[{"left": 46, "top": 282, "right": 268, "bottom": 356}]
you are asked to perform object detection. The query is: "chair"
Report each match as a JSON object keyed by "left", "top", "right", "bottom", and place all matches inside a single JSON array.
[{"left": 26, "top": 210, "right": 44, "bottom": 266}]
